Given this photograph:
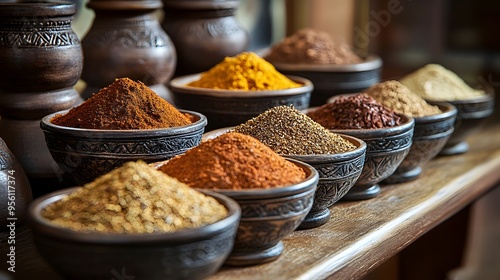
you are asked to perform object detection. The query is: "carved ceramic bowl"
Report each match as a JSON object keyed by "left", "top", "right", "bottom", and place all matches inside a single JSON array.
[
  {"left": 156, "top": 157, "right": 318, "bottom": 266},
  {"left": 284, "top": 135, "right": 366, "bottom": 229},
  {"left": 40, "top": 109, "right": 207, "bottom": 185},
  {"left": 168, "top": 74, "right": 313, "bottom": 130},
  {"left": 28, "top": 187, "right": 241, "bottom": 280},
  {"left": 433, "top": 91, "right": 495, "bottom": 155},
  {"left": 216, "top": 158, "right": 318, "bottom": 266},
  {"left": 270, "top": 55, "right": 382, "bottom": 106},
  {"left": 384, "top": 103, "right": 457, "bottom": 183},
  {"left": 328, "top": 115, "right": 415, "bottom": 200}
]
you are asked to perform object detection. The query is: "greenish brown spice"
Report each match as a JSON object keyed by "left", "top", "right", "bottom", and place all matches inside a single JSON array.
[
  {"left": 364, "top": 80, "right": 442, "bottom": 117},
  {"left": 42, "top": 161, "right": 228, "bottom": 234},
  {"left": 231, "top": 105, "right": 357, "bottom": 155}
]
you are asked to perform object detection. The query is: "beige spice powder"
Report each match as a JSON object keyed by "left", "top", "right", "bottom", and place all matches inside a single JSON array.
[
  {"left": 42, "top": 161, "right": 228, "bottom": 234},
  {"left": 364, "top": 80, "right": 442, "bottom": 117}
]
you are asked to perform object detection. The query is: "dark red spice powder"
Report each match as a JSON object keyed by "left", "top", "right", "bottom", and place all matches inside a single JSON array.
[{"left": 307, "top": 93, "right": 403, "bottom": 129}]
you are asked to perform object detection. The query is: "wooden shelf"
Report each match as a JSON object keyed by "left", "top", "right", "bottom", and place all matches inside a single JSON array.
[{"left": 2, "top": 110, "right": 499, "bottom": 280}]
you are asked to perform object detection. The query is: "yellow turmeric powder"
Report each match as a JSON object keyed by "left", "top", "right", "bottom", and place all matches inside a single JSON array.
[{"left": 187, "top": 52, "right": 302, "bottom": 90}]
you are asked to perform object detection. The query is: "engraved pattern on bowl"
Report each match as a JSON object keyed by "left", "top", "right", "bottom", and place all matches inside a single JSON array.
[
  {"left": 28, "top": 187, "right": 241, "bottom": 280},
  {"left": 40, "top": 109, "right": 207, "bottom": 185}
]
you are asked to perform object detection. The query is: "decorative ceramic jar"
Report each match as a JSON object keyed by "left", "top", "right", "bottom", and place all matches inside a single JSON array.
[
  {"left": 162, "top": 0, "right": 249, "bottom": 76},
  {"left": 81, "top": 0, "right": 176, "bottom": 100},
  {"left": 0, "top": 1, "right": 83, "bottom": 191}
]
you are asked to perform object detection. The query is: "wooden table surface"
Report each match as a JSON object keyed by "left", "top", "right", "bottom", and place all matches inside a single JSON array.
[{"left": 2, "top": 108, "right": 499, "bottom": 280}]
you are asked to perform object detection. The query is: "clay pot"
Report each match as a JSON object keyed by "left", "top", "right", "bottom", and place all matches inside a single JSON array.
[
  {"left": 0, "top": 1, "right": 83, "bottom": 189},
  {"left": 81, "top": 0, "right": 176, "bottom": 101},
  {"left": 162, "top": 0, "right": 249, "bottom": 76},
  {"left": 0, "top": 137, "right": 32, "bottom": 230}
]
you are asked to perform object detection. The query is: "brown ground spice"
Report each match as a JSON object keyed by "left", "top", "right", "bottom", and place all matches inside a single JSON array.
[
  {"left": 231, "top": 105, "right": 357, "bottom": 155},
  {"left": 364, "top": 80, "right": 442, "bottom": 117},
  {"left": 51, "top": 78, "right": 192, "bottom": 129},
  {"left": 158, "top": 132, "right": 306, "bottom": 190},
  {"left": 42, "top": 161, "right": 228, "bottom": 234},
  {"left": 264, "top": 28, "right": 363, "bottom": 65},
  {"left": 307, "top": 94, "right": 403, "bottom": 129}
]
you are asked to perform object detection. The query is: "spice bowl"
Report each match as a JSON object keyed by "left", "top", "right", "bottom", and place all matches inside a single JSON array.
[
  {"left": 329, "top": 115, "right": 415, "bottom": 200},
  {"left": 40, "top": 109, "right": 207, "bottom": 185},
  {"left": 271, "top": 55, "right": 382, "bottom": 106},
  {"left": 168, "top": 74, "right": 313, "bottom": 130},
  {"left": 283, "top": 134, "right": 366, "bottom": 229},
  {"left": 384, "top": 103, "right": 457, "bottom": 183},
  {"left": 158, "top": 157, "right": 318, "bottom": 266},
  {"left": 28, "top": 187, "right": 241, "bottom": 280},
  {"left": 434, "top": 91, "right": 495, "bottom": 155}
]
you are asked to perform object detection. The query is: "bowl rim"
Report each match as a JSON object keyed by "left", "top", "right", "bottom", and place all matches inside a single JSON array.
[
  {"left": 168, "top": 74, "right": 314, "bottom": 98},
  {"left": 28, "top": 187, "right": 241, "bottom": 244},
  {"left": 40, "top": 109, "right": 207, "bottom": 137},
  {"left": 269, "top": 55, "right": 383, "bottom": 72},
  {"left": 413, "top": 102, "right": 457, "bottom": 123}
]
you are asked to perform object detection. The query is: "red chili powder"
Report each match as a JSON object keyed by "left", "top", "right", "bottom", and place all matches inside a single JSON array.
[
  {"left": 51, "top": 78, "right": 192, "bottom": 129},
  {"left": 158, "top": 132, "right": 307, "bottom": 190}
]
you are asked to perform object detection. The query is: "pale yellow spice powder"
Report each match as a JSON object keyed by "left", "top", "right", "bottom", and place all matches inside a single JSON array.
[
  {"left": 400, "top": 64, "right": 485, "bottom": 101},
  {"left": 187, "top": 52, "right": 302, "bottom": 90},
  {"left": 42, "top": 161, "right": 228, "bottom": 234}
]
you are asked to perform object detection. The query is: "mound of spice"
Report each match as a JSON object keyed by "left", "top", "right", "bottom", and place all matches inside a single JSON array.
[
  {"left": 264, "top": 28, "right": 363, "bottom": 65},
  {"left": 158, "top": 132, "right": 306, "bottom": 190},
  {"left": 307, "top": 94, "right": 403, "bottom": 129},
  {"left": 364, "top": 80, "right": 442, "bottom": 118},
  {"left": 42, "top": 161, "right": 228, "bottom": 234},
  {"left": 231, "top": 105, "right": 356, "bottom": 155},
  {"left": 400, "top": 64, "right": 485, "bottom": 101},
  {"left": 51, "top": 78, "right": 192, "bottom": 129},
  {"left": 187, "top": 52, "right": 302, "bottom": 90}
]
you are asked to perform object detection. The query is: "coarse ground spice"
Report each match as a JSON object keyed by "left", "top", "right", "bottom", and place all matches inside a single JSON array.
[
  {"left": 42, "top": 161, "right": 228, "bottom": 234},
  {"left": 307, "top": 94, "right": 403, "bottom": 129},
  {"left": 187, "top": 52, "right": 302, "bottom": 90},
  {"left": 158, "top": 132, "right": 306, "bottom": 190},
  {"left": 364, "top": 80, "right": 442, "bottom": 118},
  {"left": 400, "top": 64, "right": 485, "bottom": 101},
  {"left": 264, "top": 28, "right": 363, "bottom": 65},
  {"left": 51, "top": 78, "right": 192, "bottom": 129},
  {"left": 231, "top": 105, "right": 356, "bottom": 155}
]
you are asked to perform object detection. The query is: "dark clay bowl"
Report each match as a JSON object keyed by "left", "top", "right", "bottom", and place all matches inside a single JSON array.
[
  {"left": 327, "top": 115, "right": 415, "bottom": 200},
  {"left": 433, "top": 91, "right": 495, "bottom": 155},
  {"left": 384, "top": 102, "right": 457, "bottom": 183},
  {"left": 28, "top": 187, "right": 241, "bottom": 280},
  {"left": 155, "top": 157, "right": 318, "bottom": 266},
  {"left": 168, "top": 74, "right": 313, "bottom": 130},
  {"left": 284, "top": 135, "right": 366, "bottom": 229},
  {"left": 202, "top": 129, "right": 366, "bottom": 229},
  {"left": 40, "top": 109, "right": 207, "bottom": 185},
  {"left": 271, "top": 55, "right": 382, "bottom": 106},
  {"left": 215, "top": 158, "right": 318, "bottom": 266}
]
